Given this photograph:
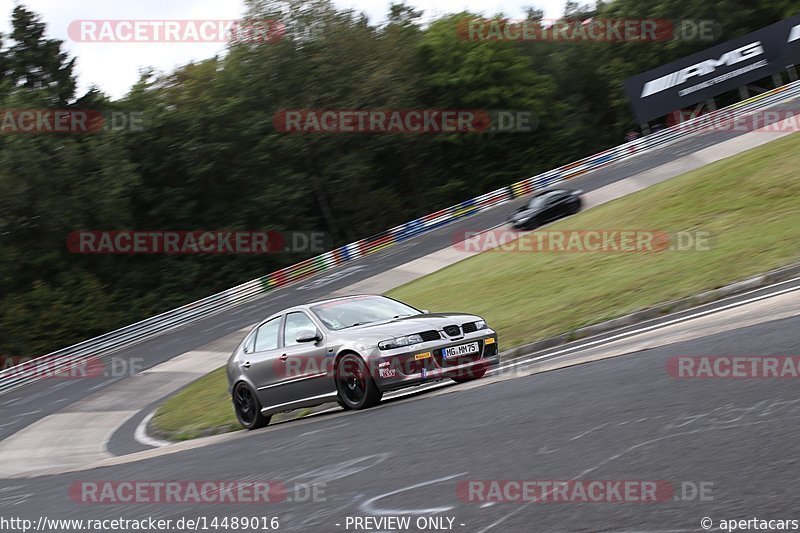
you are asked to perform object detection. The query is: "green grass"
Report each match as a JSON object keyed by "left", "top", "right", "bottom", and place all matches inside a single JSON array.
[
  {"left": 152, "top": 133, "right": 800, "bottom": 439},
  {"left": 150, "top": 367, "right": 240, "bottom": 440}
]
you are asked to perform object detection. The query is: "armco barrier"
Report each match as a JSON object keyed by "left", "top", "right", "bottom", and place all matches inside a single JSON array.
[{"left": 2, "top": 80, "right": 800, "bottom": 396}]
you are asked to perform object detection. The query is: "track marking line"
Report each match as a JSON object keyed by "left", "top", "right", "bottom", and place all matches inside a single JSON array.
[
  {"left": 360, "top": 472, "right": 467, "bottom": 516},
  {"left": 133, "top": 411, "right": 172, "bottom": 448}
]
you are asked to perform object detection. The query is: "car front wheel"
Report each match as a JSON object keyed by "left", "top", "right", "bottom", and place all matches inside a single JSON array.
[{"left": 336, "top": 354, "right": 383, "bottom": 410}]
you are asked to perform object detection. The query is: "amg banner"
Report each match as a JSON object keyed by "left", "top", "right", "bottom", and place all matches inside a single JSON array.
[{"left": 624, "top": 14, "right": 800, "bottom": 123}]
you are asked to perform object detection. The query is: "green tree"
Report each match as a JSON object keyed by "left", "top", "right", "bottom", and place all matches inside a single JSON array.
[{"left": 4, "top": 6, "right": 76, "bottom": 105}]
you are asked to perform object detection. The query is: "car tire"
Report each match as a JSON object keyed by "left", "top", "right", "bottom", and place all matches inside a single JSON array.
[
  {"left": 335, "top": 354, "right": 383, "bottom": 410},
  {"left": 451, "top": 364, "right": 487, "bottom": 383},
  {"left": 232, "top": 382, "right": 271, "bottom": 430}
]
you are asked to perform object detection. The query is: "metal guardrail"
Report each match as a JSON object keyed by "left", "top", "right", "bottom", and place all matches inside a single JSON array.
[{"left": 2, "top": 79, "right": 800, "bottom": 396}]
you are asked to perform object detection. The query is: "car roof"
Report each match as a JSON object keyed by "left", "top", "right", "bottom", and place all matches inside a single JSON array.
[
  {"left": 532, "top": 188, "right": 570, "bottom": 197},
  {"left": 306, "top": 294, "right": 378, "bottom": 306},
  {"left": 254, "top": 294, "right": 382, "bottom": 324}
]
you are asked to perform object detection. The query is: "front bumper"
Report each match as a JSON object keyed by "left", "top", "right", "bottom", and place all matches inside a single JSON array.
[{"left": 368, "top": 333, "right": 500, "bottom": 392}]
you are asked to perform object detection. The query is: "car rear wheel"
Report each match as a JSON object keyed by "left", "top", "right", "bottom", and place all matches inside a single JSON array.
[
  {"left": 451, "top": 364, "right": 487, "bottom": 383},
  {"left": 336, "top": 354, "right": 382, "bottom": 410},
  {"left": 232, "top": 382, "right": 271, "bottom": 430}
]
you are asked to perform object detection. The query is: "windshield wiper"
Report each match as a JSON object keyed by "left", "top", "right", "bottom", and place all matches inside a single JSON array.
[
  {"left": 344, "top": 315, "right": 412, "bottom": 328},
  {"left": 344, "top": 321, "right": 371, "bottom": 328}
]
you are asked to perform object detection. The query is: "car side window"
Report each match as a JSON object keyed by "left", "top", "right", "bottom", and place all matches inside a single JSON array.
[
  {"left": 530, "top": 192, "right": 557, "bottom": 208},
  {"left": 254, "top": 317, "right": 281, "bottom": 352},
  {"left": 243, "top": 332, "right": 256, "bottom": 354},
  {"left": 528, "top": 195, "right": 545, "bottom": 208},
  {"left": 549, "top": 192, "right": 567, "bottom": 204},
  {"left": 284, "top": 312, "right": 317, "bottom": 347}
]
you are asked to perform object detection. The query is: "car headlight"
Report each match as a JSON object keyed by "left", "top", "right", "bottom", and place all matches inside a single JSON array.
[
  {"left": 475, "top": 320, "right": 488, "bottom": 330},
  {"left": 378, "top": 334, "right": 423, "bottom": 350}
]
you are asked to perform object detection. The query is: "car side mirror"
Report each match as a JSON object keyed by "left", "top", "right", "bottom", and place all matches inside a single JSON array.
[
  {"left": 296, "top": 329, "right": 320, "bottom": 343},
  {"left": 421, "top": 309, "right": 431, "bottom": 314}
]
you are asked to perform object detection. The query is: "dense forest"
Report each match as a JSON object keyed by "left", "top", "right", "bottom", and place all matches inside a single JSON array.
[{"left": 0, "top": 0, "right": 796, "bottom": 359}]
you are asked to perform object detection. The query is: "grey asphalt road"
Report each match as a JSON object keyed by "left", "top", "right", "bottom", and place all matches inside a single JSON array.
[
  {"left": 0, "top": 99, "right": 795, "bottom": 444},
  {"left": 2, "top": 307, "right": 799, "bottom": 532}
]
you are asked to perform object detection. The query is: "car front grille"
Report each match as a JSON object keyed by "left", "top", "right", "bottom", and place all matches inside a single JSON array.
[
  {"left": 418, "top": 330, "right": 441, "bottom": 342},
  {"left": 461, "top": 322, "right": 477, "bottom": 334},
  {"left": 443, "top": 325, "right": 461, "bottom": 337}
]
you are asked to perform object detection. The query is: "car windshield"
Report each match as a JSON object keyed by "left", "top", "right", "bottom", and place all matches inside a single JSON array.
[{"left": 310, "top": 296, "right": 420, "bottom": 330}]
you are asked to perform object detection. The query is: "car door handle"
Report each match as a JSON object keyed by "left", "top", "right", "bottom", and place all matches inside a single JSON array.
[
  {"left": 279, "top": 353, "right": 288, "bottom": 361},
  {"left": 241, "top": 361, "right": 251, "bottom": 369}
]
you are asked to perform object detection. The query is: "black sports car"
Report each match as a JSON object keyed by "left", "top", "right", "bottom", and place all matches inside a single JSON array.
[{"left": 508, "top": 189, "right": 583, "bottom": 230}]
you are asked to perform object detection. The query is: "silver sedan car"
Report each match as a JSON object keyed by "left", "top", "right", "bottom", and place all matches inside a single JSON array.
[{"left": 227, "top": 294, "right": 499, "bottom": 429}]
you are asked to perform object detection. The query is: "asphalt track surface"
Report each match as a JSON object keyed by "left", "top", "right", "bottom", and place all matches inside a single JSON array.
[
  {"left": 1, "top": 289, "right": 799, "bottom": 532},
  {"left": 2, "top": 104, "right": 794, "bottom": 443}
]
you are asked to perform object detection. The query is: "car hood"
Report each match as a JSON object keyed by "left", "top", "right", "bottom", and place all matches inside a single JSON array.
[{"left": 338, "top": 312, "right": 482, "bottom": 339}]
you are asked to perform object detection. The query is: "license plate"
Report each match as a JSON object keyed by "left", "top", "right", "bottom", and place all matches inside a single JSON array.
[{"left": 443, "top": 342, "right": 480, "bottom": 359}]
